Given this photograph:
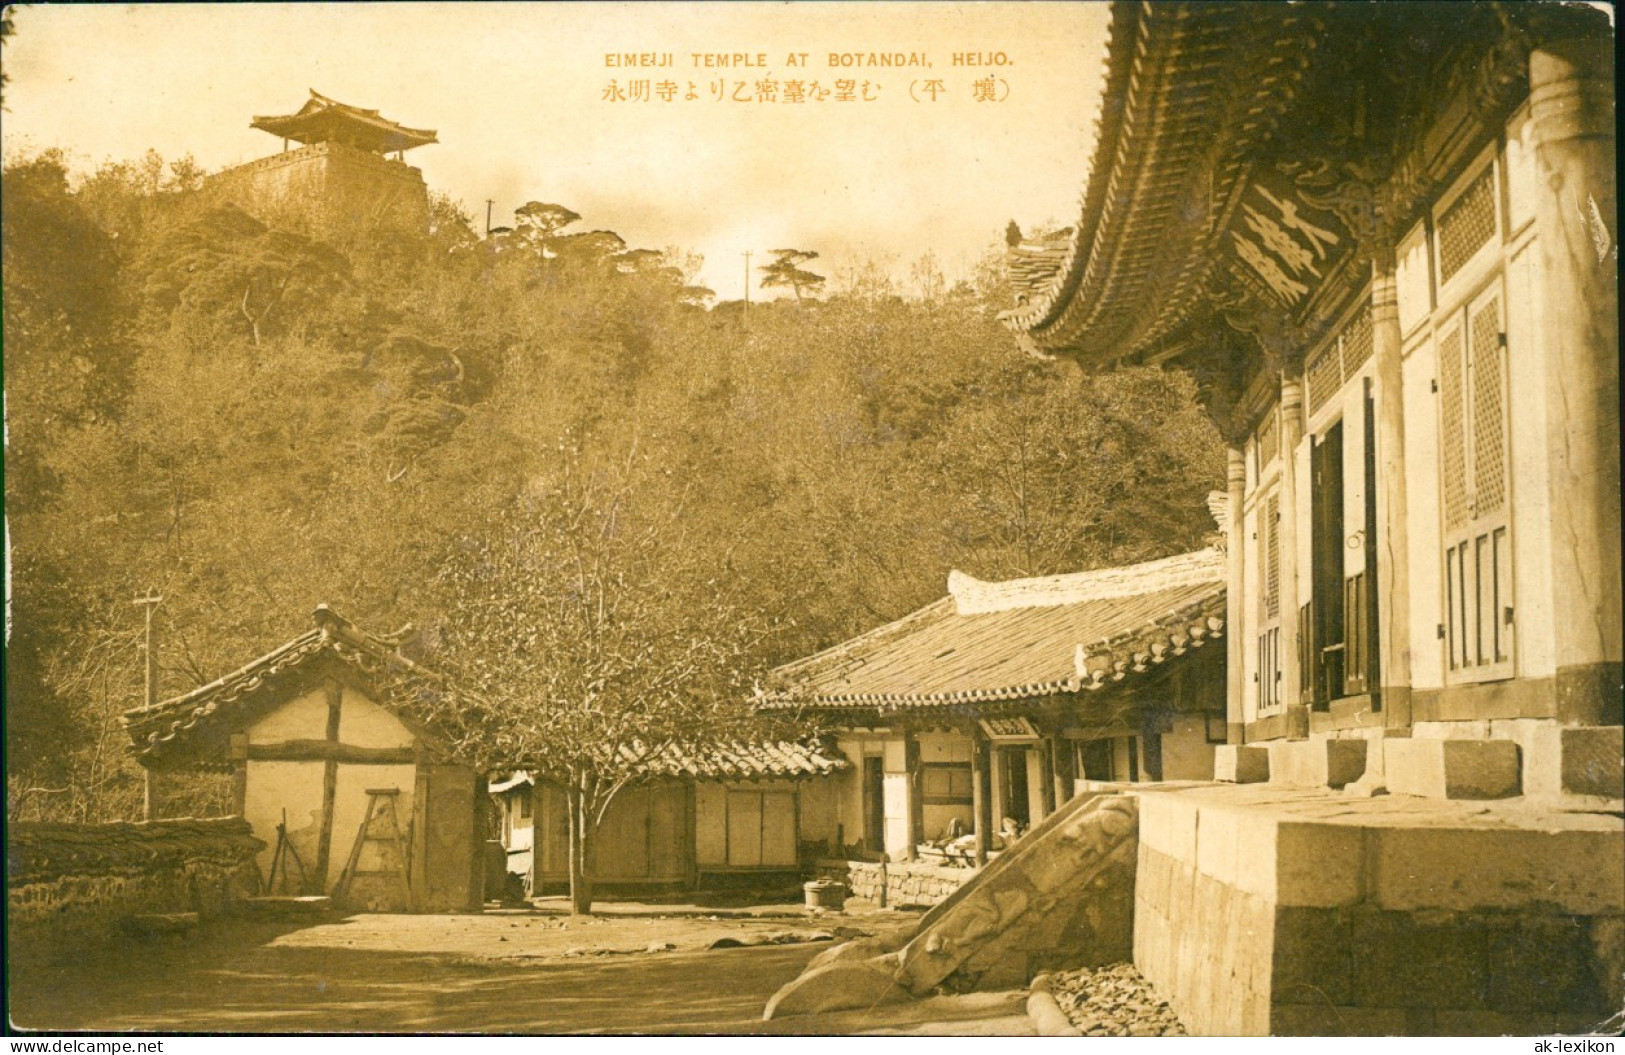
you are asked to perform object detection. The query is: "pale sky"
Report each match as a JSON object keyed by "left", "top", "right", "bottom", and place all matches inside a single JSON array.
[{"left": 2, "top": 2, "right": 1110, "bottom": 301}]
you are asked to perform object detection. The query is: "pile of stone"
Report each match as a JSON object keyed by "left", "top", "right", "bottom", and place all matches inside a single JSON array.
[{"left": 1047, "top": 962, "right": 1187, "bottom": 1037}]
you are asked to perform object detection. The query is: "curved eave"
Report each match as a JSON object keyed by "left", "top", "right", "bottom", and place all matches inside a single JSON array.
[
  {"left": 251, "top": 111, "right": 438, "bottom": 154},
  {"left": 1003, "top": 2, "right": 1319, "bottom": 365},
  {"left": 762, "top": 599, "right": 1226, "bottom": 716}
]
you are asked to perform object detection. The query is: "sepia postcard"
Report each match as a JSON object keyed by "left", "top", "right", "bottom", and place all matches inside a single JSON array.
[{"left": 3, "top": 0, "right": 1620, "bottom": 1042}]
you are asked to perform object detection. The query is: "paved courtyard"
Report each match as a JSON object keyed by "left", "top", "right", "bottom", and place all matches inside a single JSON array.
[{"left": 8, "top": 902, "right": 1034, "bottom": 1035}]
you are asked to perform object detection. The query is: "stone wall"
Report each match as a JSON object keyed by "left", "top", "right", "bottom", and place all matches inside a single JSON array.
[
  {"left": 8, "top": 817, "right": 265, "bottom": 962},
  {"left": 815, "top": 858, "right": 973, "bottom": 908},
  {"left": 1135, "top": 784, "right": 1625, "bottom": 1036}
]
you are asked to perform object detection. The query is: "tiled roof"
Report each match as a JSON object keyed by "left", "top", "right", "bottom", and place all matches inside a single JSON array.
[
  {"left": 252, "top": 90, "right": 438, "bottom": 153},
  {"left": 1000, "top": 2, "right": 1321, "bottom": 362},
  {"left": 489, "top": 739, "right": 848, "bottom": 790},
  {"left": 124, "top": 607, "right": 850, "bottom": 781},
  {"left": 627, "top": 738, "right": 849, "bottom": 780},
  {"left": 763, "top": 549, "right": 1225, "bottom": 712},
  {"left": 121, "top": 606, "right": 437, "bottom": 767}
]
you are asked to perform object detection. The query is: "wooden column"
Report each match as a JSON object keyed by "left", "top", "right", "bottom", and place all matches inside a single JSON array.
[
  {"left": 143, "top": 768, "right": 162, "bottom": 823},
  {"left": 903, "top": 731, "right": 924, "bottom": 856},
  {"left": 970, "top": 731, "right": 993, "bottom": 867},
  {"left": 1278, "top": 373, "right": 1308, "bottom": 739},
  {"left": 230, "top": 733, "right": 250, "bottom": 818},
  {"left": 312, "top": 679, "right": 343, "bottom": 893},
  {"left": 1050, "top": 733, "right": 1075, "bottom": 807},
  {"left": 1530, "top": 35, "right": 1622, "bottom": 719},
  {"left": 1036, "top": 740, "right": 1056, "bottom": 819},
  {"left": 1371, "top": 259, "right": 1412, "bottom": 728},
  {"left": 1225, "top": 444, "right": 1248, "bottom": 742}
]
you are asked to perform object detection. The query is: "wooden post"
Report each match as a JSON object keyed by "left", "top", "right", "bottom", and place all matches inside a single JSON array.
[
  {"left": 133, "top": 592, "right": 163, "bottom": 821},
  {"left": 1371, "top": 259, "right": 1412, "bottom": 727},
  {"left": 903, "top": 731, "right": 924, "bottom": 856},
  {"left": 684, "top": 782, "right": 699, "bottom": 889},
  {"left": 312, "top": 679, "right": 343, "bottom": 893},
  {"left": 1226, "top": 445, "right": 1248, "bottom": 742},
  {"left": 1036, "top": 739, "right": 1056, "bottom": 819},
  {"left": 143, "top": 769, "right": 162, "bottom": 823},
  {"left": 1278, "top": 373, "right": 1307, "bottom": 738},
  {"left": 971, "top": 731, "right": 992, "bottom": 867},
  {"left": 1530, "top": 35, "right": 1622, "bottom": 718},
  {"left": 1050, "top": 733, "right": 1075, "bottom": 807},
  {"left": 230, "top": 733, "right": 250, "bottom": 818}
]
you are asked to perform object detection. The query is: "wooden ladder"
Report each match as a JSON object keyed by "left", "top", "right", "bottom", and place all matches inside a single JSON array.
[{"left": 333, "top": 788, "right": 413, "bottom": 910}]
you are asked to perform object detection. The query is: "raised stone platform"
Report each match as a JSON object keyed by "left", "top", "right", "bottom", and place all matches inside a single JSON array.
[{"left": 1134, "top": 784, "right": 1624, "bottom": 1036}]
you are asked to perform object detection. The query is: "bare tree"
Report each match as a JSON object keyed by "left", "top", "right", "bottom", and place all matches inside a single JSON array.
[{"left": 417, "top": 439, "right": 768, "bottom": 914}]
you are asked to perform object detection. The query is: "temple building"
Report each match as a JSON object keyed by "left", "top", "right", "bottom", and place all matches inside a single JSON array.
[
  {"left": 992, "top": 1, "right": 1621, "bottom": 1035},
  {"left": 761, "top": 548, "right": 1225, "bottom": 893},
  {"left": 206, "top": 90, "right": 437, "bottom": 232}
]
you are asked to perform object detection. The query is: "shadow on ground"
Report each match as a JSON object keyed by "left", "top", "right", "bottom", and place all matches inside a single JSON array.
[{"left": 11, "top": 923, "right": 821, "bottom": 1034}]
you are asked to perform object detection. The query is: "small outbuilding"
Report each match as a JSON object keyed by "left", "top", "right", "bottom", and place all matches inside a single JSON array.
[
  {"left": 494, "top": 740, "right": 850, "bottom": 894},
  {"left": 122, "top": 605, "right": 485, "bottom": 913}
]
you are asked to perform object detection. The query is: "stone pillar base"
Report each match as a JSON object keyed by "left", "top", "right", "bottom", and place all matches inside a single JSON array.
[
  {"left": 1385, "top": 739, "right": 1521, "bottom": 800},
  {"left": 1214, "top": 745, "right": 1270, "bottom": 784}
]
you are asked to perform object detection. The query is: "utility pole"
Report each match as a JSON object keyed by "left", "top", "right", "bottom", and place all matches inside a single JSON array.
[
  {"left": 133, "top": 591, "right": 163, "bottom": 821},
  {"left": 742, "top": 250, "right": 753, "bottom": 312},
  {"left": 485, "top": 199, "right": 495, "bottom": 238}
]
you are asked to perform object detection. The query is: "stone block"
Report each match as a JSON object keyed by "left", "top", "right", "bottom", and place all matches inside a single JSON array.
[
  {"left": 1561, "top": 726, "right": 1624, "bottom": 800},
  {"left": 1385, "top": 738, "right": 1522, "bottom": 799},
  {"left": 1194, "top": 805, "right": 1239, "bottom": 885},
  {"left": 1349, "top": 911, "right": 1491, "bottom": 1010},
  {"left": 1275, "top": 821, "right": 1366, "bottom": 907},
  {"left": 1486, "top": 915, "right": 1610, "bottom": 1013},
  {"left": 1271, "top": 907, "right": 1353, "bottom": 1006},
  {"left": 1270, "top": 1003, "right": 1411, "bottom": 1036},
  {"left": 1214, "top": 745, "right": 1270, "bottom": 783},
  {"left": 1137, "top": 792, "right": 1197, "bottom": 861},
  {"left": 1370, "top": 826, "right": 1625, "bottom": 914},
  {"left": 1267, "top": 738, "right": 1368, "bottom": 789}
]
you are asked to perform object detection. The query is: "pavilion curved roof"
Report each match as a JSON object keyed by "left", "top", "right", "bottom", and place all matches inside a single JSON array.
[{"left": 252, "top": 90, "right": 438, "bottom": 154}]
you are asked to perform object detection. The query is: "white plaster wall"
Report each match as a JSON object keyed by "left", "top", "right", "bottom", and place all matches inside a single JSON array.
[
  {"left": 1241, "top": 497, "right": 1261, "bottom": 725},
  {"left": 918, "top": 730, "right": 971, "bottom": 763},
  {"left": 1026, "top": 747, "right": 1048, "bottom": 821},
  {"left": 329, "top": 763, "right": 416, "bottom": 889},
  {"left": 883, "top": 773, "right": 911, "bottom": 858},
  {"left": 243, "top": 759, "right": 325, "bottom": 881},
  {"left": 1160, "top": 715, "right": 1216, "bottom": 781},
  {"left": 1294, "top": 437, "right": 1313, "bottom": 603},
  {"left": 337, "top": 688, "right": 415, "bottom": 748},
  {"left": 834, "top": 735, "right": 873, "bottom": 844},
  {"left": 1504, "top": 236, "right": 1556, "bottom": 679},
  {"left": 1403, "top": 330, "right": 1444, "bottom": 691},
  {"left": 249, "top": 687, "right": 330, "bottom": 742}
]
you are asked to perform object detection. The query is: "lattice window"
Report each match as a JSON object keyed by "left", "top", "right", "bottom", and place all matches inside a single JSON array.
[
  {"left": 1307, "top": 342, "right": 1342, "bottom": 413},
  {"left": 1437, "top": 167, "right": 1497, "bottom": 283},
  {"left": 1438, "top": 322, "right": 1469, "bottom": 531},
  {"left": 1257, "top": 406, "right": 1279, "bottom": 469},
  {"left": 1263, "top": 493, "right": 1281, "bottom": 620},
  {"left": 1342, "top": 306, "right": 1374, "bottom": 372},
  {"left": 1439, "top": 285, "right": 1514, "bottom": 683},
  {"left": 1469, "top": 297, "right": 1506, "bottom": 516}
]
